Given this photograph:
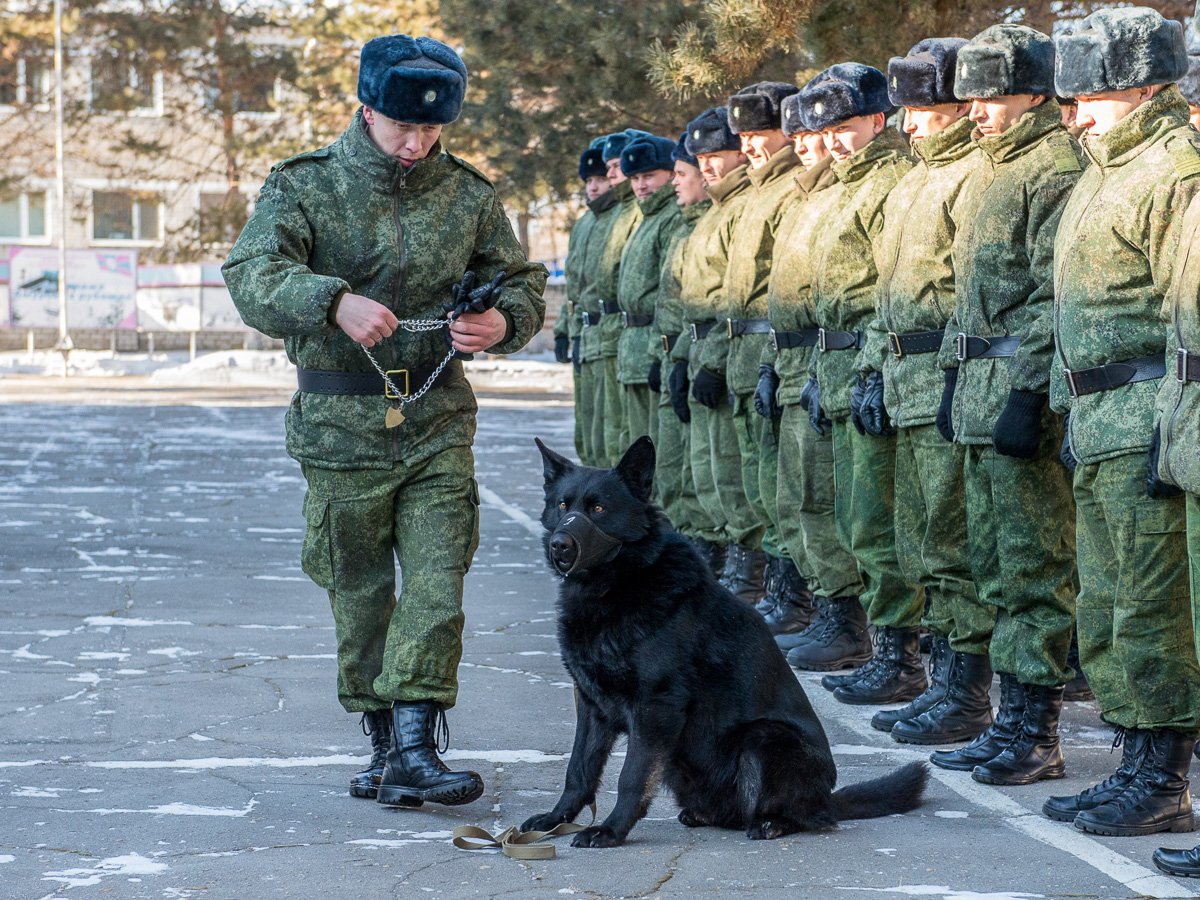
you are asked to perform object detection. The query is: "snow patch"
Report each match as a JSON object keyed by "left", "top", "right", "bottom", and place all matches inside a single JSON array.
[
  {"left": 86, "top": 754, "right": 364, "bottom": 771},
  {"left": 830, "top": 744, "right": 884, "bottom": 756},
  {"left": 81, "top": 799, "right": 257, "bottom": 817},
  {"left": 0, "top": 855, "right": 13, "bottom": 863},
  {"left": 147, "top": 647, "right": 201, "bottom": 659},
  {"left": 441, "top": 749, "right": 567, "bottom": 764},
  {"left": 12, "top": 786, "right": 64, "bottom": 797},
  {"left": 85, "top": 615, "right": 193, "bottom": 627},
  {"left": 78, "top": 651, "right": 130, "bottom": 661},
  {"left": 837, "top": 888, "right": 1044, "bottom": 900},
  {"left": 67, "top": 672, "right": 101, "bottom": 685},
  {"left": 934, "top": 810, "right": 969, "bottom": 819},
  {"left": 42, "top": 852, "right": 167, "bottom": 888}
]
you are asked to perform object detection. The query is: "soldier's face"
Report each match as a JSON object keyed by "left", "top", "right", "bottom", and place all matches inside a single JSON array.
[
  {"left": 606, "top": 158, "right": 627, "bottom": 186},
  {"left": 821, "top": 114, "right": 884, "bottom": 160},
  {"left": 967, "top": 95, "right": 1044, "bottom": 137},
  {"left": 902, "top": 104, "right": 970, "bottom": 140},
  {"left": 672, "top": 161, "right": 706, "bottom": 205},
  {"left": 362, "top": 107, "right": 441, "bottom": 167},
  {"left": 630, "top": 169, "right": 672, "bottom": 200},
  {"left": 1060, "top": 102, "right": 1078, "bottom": 129},
  {"left": 1074, "top": 86, "right": 1159, "bottom": 137},
  {"left": 739, "top": 130, "right": 790, "bottom": 169},
  {"left": 696, "top": 150, "right": 746, "bottom": 185},
  {"left": 584, "top": 175, "right": 610, "bottom": 202},
  {"left": 791, "top": 131, "right": 828, "bottom": 168}
]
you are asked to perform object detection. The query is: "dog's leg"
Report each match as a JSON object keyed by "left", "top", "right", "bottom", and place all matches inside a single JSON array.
[{"left": 521, "top": 688, "right": 617, "bottom": 833}]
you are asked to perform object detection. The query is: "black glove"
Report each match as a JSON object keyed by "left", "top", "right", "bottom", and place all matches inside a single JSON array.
[
  {"left": 443, "top": 270, "right": 506, "bottom": 360},
  {"left": 935, "top": 368, "right": 958, "bottom": 443},
  {"left": 692, "top": 367, "right": 728, "bottom": 409},
  {"left": 1147, "top": 423, "right": 1183, "bottom": 499},
  {"left": 570, "top": 336, "right": 581, "bottom": 372},
  {"left": 992, "top": 389, "right": 1046, "bottom": 460},
  {"left": 668, "top": 361, "right": 690, "bottom": 423},
  {"left": 1059, "top": 413, "right": 1077, "bottom": 474},
  {"left": 858, "top": 370, "right": 895, "bottom": 437},
  {"left": 647, "top": 359, "right": 662, "bottom": 393},
  {"left": 799, "top": 375, "right": 818, "bottom": 412},
  {"left": 849, "top": 373, "right": 868, "bottom": 435},
  {"left": 801, "top": 377, "right": 830, "bottom": 436},
  {"left": 753, "top": 364, "right": 781, "bottom": 420},
  {"left": 554, "top": 335, "right": 570, "bottom": 364}
]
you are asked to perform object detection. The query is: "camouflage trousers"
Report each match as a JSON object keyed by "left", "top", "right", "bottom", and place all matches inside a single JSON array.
[
  {"left": 572, "top": 366, "right": 586, "bottom": 463},
  {"left": 962, "top": 417, "right": 1075, "bottom": 687},
  {"left": 601, "top": 356, "right": 625, "bottom": 468},
  {"left": 777, "top": 404, "right": 863, "bottom": 599},
  {"left": 731, "top": 394, "right": 785, "bottom": 560},
  {"left": 655, "top": 393, "right": 719, "bottom": 541},
  {"left": 1191, "top": 493, "right": 1200, "bottom": 605},
  {"left": 1074, "top": 452, "right": 1200, "bottom": 732},
  {"left": 688, "top": 395, "right": 760, "bottom": 548},
  {"left": 300, "top": 446, "right": 480, "bottom": 713},
  {"left": 621, "top": 383, "right": 655, "bottom": 455},
  {"left": 578, "top": 358, "right": 606, "bottom": 467},
  {"left": 831, "top": 418, "right": 919, "bottom": 627},
  {"left": 895, "top": 424, "right": 994, "bottom": 654}
]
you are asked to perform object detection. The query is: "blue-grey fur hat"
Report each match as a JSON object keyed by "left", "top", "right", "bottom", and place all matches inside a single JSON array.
[
  {"left": 888, "top": 38, "right": 968, "bottom": 107},
  {"left": 954, "top": 24, "right": 1054, "bottom": 99},
  {"left": 1054, "top": 7, "right": 1188, "bottom": 98},
  {"left": 602, "top": 129, "right": 652, "bottom": 162},
  {"left": 780, "top": 92, "right": 813, "bottom": 137},
  {"left": 1180, "top": 26, "right": 1200, "bottom": 105},
  {"left": 620, "top": 136, "right": 677, "bottom": 177},
  {"left": 684, "top": 107, "right": 741, "bottom": 156},
  {"left": 671, "top": 131, "right": 699, "bottom": 168},
  {"left": 796, "top": 63, "right": 893, "bottom": 132},
  {"left": 579, "top": 147, "right": 607, "bottom": 181},
  {"left": 357, "top": 35, "right": 467, "bottom": 125},
  {"left": 727, "top": 81, "right": 800, "bottom": 133}
]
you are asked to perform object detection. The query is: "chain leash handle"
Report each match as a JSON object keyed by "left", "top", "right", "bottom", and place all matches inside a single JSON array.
[{"left": 360, "top": 317, "right": 456, "bottom": 407}]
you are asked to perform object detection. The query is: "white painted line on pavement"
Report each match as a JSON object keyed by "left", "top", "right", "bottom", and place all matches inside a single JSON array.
[{"left": 477, "top": 484, "right": 542, "bottom": 538}]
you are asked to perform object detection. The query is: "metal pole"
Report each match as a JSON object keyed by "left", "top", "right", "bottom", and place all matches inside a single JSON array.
[{"left": 53, "top": 0, "right": 71, "bottom": 376}]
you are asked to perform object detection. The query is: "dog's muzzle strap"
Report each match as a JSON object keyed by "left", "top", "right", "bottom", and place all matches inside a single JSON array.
[{"left": 553, "top": 512, "right": 623, "bottom": 576}]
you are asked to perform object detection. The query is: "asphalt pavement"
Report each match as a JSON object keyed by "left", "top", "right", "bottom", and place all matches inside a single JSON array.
[{"left": 1, "top": 386, "right": 1199, "bottom": 899}]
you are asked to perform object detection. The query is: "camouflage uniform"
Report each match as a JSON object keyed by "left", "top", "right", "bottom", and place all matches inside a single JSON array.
[
  {"left": 617, "top": 181, "right": 683, "bottom": 448},
  {"left": 938, "top": 100, "right": 1078, "bottom": 687},
  {"left": 577, "top": 189, "right": 622, "bottom": 466},
  {"left": 223, "top": 111, "right": 547, "bottom": 710},
  {"left": 766, "top": 155, "right": 864, "bottom": 600},
  {"left": 563, "top": 207, "right": 594, "bottom": 462},
  {"left": 700, "top": 145, "right": 801, "bottom": 562},
  {"left": 809, "top": 128, "right": 916, "bottom": 627},
  {"left": 872, "top": 115, "right": 993, "bottom": 652},
  {"left": 1053, "top": 86, "right": 1200, "bottom": 732}
]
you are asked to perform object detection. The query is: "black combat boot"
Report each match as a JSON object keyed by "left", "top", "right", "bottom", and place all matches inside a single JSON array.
[
  {"left": 893, "top": 652, "right": 996, "bottom": 748},
  {"left": 785, "top": 596, "right": 872, "bottom": 672},
  {"left": 873, "top": 635, "right": 951, "bottom": 733},
  {"left": 690, "top": 538, "right": 725, "bottom": 578},
  {"left": 775, "top": 595, "right": 833, "bottom": 654},
  {"left": 821, "top": 653, "right": 879, "bottom": 692},
  {"left": 755, "top": 556, "right": 782, "bottom": 615},
  {"left": 972, "top": 683, "right": 1066, "bottom": 785},
  {"left": 1153, "top": 843, "right": 1200, "bottom": 878},
  {"left": 1043, "top": 728, "right": 1147, "bottom": 822},
  {"left": 834, "top": 626, "right": 927, "bottom": 706},
  {"left": 376, "top": 701, "right": 485, "bottom": 808},
  {"left": 350, "top": 710, "right": 392, "bottom": 799},
  {"left": 1063, "top": 629, "right": 1093, "bottom": 702},
  {"left": 1074, "top": 730, "right": 1196, "bottom": 836},
  {"left": 727, "top": 545, "right": 766, "bottom": 606},
  {"left": 762, "top": 558, "right": 815, "bottom": 635}
]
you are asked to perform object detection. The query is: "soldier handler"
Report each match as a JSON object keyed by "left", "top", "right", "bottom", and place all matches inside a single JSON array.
[
  {"left": 1045, "top": 7, "right": 1200, "bottom": 837},
  {"left": 223, "top": 35, "right": 547, "bottom": 808}
]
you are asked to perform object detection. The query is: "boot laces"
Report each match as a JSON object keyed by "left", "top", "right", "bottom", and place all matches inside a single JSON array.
[{"left": 858, "top": 630, "right": 897, "bottom": 686}]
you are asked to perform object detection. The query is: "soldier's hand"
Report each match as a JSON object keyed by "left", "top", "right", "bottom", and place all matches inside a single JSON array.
[
  {"left": 333, "top": 292, "right": 399, "bottom": 348},
  {"left": 450, "top": 307, "right": 508, "bottom": 353},
  {"left": 1059, "top": 413, "right": 1078, "bottom": 474},
  {"left": 1146, "top": 422, "right": 1183, "bottom": 499},
  {"left": 860, "top": 370, "right": 895, "bottom": 438},
  {"left": 935, "top": 368, "right": 958, "bottom": 443}
]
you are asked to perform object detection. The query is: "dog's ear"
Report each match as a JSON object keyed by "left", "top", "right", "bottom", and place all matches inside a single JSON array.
[
  {"left": 614, "top": 436, "right": 655, "bottom": 502},
  {"left": 534, "top": 437, "right": 575, "bottom": 484}
]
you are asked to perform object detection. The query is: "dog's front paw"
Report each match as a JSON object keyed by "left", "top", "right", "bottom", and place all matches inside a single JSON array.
[
  {"left": 570, "top": 825, "right": 623, "bottom": 848},
  {"left": 678, "top": 808, "right": 709, "bottom": 828},
  {"left": 746, "top": 817, "right": 798, "bottom": 841},
  {"left": 521, "top": 811, "right": 566, "bottom": 833}
]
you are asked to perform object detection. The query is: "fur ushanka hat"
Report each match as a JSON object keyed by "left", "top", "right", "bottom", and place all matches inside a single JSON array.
[
  {"left": 601, "top": 129, "right": 652, "bottom": 163},
  {"left": 795, "top": 63, "right": 893, "bottom": 132},
  {"left": 1054, "top": 7, "right": 1188, "bottom": 98},
  {"left": 1180, "top": 26, "right": 1200, "bottom": 105},
  {"left": 888, "top": 38, "right": 968, "bottom": 107},
  {"left": 619, "top": 136, "right": 677, "bottom": 177},
  {"left": 671, "top": 131, "right": 699, "bottom": 168},
  {"left": 780, "top": 91, "right": 812, "bottom": 138},
  {"left": 954, "top": 24, "right": 1055, "bottom": 100},
  {"left": 357, "top": 35, "right": 467, "bottom": 125},
  {"left": 684, "top": 107, "right": 741, "bottom": 157},
  {"left": 727, "top": 82, "right": 799, "bottom": 134},
  {"left": 578, "top": 147, "right": 607, "bottom": 181}
]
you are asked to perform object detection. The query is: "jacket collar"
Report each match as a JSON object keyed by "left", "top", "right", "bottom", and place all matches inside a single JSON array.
[
  {"left": 613, "top": 179, "right": 636, "bottom": 206},
  {"left": 974, "top": 100, "right": 1063, "bottom": 164},
  {"left": 748, "top": 144, "right": 799, "bottom": 189},
  {"left": 341, "top": 107, "right": 448, "bottom": 194},
  {"left": 683, "top": 198, "right": 712, "bottom": 223},
  {"left": 912, "top": 115, "right": 976, "bottom": 166},
  {"left": 831, "top": 128, "right": 910, "bottom": 185},
  {"left": 1083, "top": 85, "right": 1189, "bottom": 169},
  {"left": 588, "top": 189, "right": 619, "bottom": 215},
  {"left": 637, "top": 180, "right": 677, "bottom": 216},
  {"left": 707, "top": 164, "right": 751, "bottom": 205},
  {"left": 795, "top": 153, "right": 836, "bottom": 196}
]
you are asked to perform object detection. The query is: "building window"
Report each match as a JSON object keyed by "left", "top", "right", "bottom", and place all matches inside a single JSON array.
[
  {"left": 0, "top": 55, "right": 51, "bottom": 106},
  {"left": 0, "top": 191, "right": 49, "bottom": 239},
  {"left": 199, "top": 191, "right": 248, "bottom": 245},
  {"left": 93, "top": 191, "right": 161, "bottom": 242},
  {"left": 202, "top": 61, "right": 280, "bottom": 115},
  {"left": 90, "top": 49, "right": 159, "bottom": 113}
]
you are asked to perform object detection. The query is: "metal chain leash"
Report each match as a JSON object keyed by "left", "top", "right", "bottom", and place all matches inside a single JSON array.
[{"left": 360, "top": 316, "right": 456, "bottom": 406}]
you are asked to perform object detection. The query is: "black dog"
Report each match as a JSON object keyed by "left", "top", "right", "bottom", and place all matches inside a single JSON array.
[{"left": 523, "top": 436, "right": 928, "bottom": 848}]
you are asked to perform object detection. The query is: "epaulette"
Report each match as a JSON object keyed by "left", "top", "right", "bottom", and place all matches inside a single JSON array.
[
  {"left": 1167, "top": 135, "right": 1200, "bottom": 181},
  {"left": 447, "top": 153, "right": 494, "bottom": 186},
  {"left": 271, "top": 147, "right": 332, "bottom": 173},
  {"left": 1047, "top": 135, "right": 1082, "bottom": 175}
]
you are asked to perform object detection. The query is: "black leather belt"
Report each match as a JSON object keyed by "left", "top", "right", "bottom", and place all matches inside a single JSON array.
[
  {"left": 581, "top": 310, "right": 604, "bottom": 327},
  {"left": 817, "top": 328, "right": 864, "bottom": 352},
  {"left": 601, "top": 298, "right": 620, "bottom": 315},
  {"left": 689, "top": 320, "right": 717, "bottom": 340},
  {"left": 1063, "top": 353, "right": 1166, "bottom": 399},
  {"left": 726, "top": 318, "right": 772, "bottom": 338},
  {"left": 661, "top": 333, "right": 679, "bottom": 353},
  {"left": 956, "top": 333, "right": 1021, "bottom": 361},
  {"left": 297, "top": 359, "right": 460, "bottom": 398},
  {"left": 621, "top": 312, "right": 654, "bottom": 328},
  {"left": 771, "top": 328, "right": 820, "bottom": 351},
  {"left": 888, "top": 329, "right": 943, "bottom": 358},
  {"left": 1178, "top": 348, "right": 1200, "bottom": 383}
]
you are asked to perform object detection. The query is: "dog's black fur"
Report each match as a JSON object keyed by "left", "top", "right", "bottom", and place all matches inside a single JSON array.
[{"left": 524, "top": 436, "right": 928, "bottom": 848}]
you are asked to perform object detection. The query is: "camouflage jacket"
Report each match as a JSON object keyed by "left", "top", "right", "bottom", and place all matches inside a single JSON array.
[
  {"left": 873, "top": 116, "right": 981, "bottom": 428},
  {"left": 577, "top": 189, "right": 621, "bottom": 363},
  {"left": 1157, "top": 188, "right": 1200, "bottom": 494},
  {"left": 595, "top": 181, "right": 644, "bottom": 359},
  {"left": 810, "top": 128, "right": 913, "bottom": 419},
  {"left": 672, "top": 165, "right": 753, "bottom": 371},
  {"left": 763, "top": 155, "right": 839, "bottom": 406},
  {"left": 561, "top": 206, "right": 599, "bottom": 341},
  {"left": 938, "top": 101, "right": 1081, "bottom": 445},
  {"left": 1054, "top": 86, "right": 1200, "bottom": 465},
  {"left": 617, "top": 182, "right": 683, "bottom": 384},
  {"left": 654, "top": 199, "right": 711, "bottom": 371},
  {"left": 700, "top": 146, "right": 801, "bottom": 394},
  {"left": 223, "top": 109, "right": 546, "bottom": 471}
]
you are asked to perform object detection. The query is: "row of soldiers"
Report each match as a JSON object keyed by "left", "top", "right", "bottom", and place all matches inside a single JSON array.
[{"left": 555, "top": 7, "right": 1200, "bottom": 872}]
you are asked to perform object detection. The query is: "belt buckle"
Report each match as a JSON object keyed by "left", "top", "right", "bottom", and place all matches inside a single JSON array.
[
  {"left": 621, "top": 311, "right": 630, "bottom": 327},
  {"left": 1179, "top": 348, "right": 1190, "bottom": 383},
  {"left": 581, "top": 312, "right": 592, "bottom": 328},
  {"left": 955, "top": 332, "right": 968, "bottom": 362},
  {"left": 689, "top": 323, "right": 699, "bottom": 341},
  {"left": 770, "top": 329, "right": 779, "bottom": 352},
  {"left": 725, "top": 318, "right": 735, "bottom": 339},
  {"left": 817, "top": 327, "right": 828, "bottom": 352},
  {"left": 887, "top": 331, "right": 903, "bottom": 358},
  {"left": 384, "top": 369, "right": 411, "bottom": 400},
  {"left": 1062, "top": 368, "right": 1079, "bottom": 399},
  {"left": 661, "top": 335, "right": 671, "bottom": 353}
]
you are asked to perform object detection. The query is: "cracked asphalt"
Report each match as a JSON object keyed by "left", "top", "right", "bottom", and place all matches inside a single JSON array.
[{"left": 2, "top": 385, "right": 1199, "bottom": 899}]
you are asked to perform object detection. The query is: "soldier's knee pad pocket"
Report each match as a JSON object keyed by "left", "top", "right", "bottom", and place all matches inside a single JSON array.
[
  {"left": 1130, "top": 495, "right": 1188, "bottom": 600},
  {"left": 301, "top": 492, "right": 335, "bottom": 590}
]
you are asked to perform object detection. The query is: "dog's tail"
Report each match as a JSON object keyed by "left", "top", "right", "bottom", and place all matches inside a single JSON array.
[{"left": 830, "top": 761, "right": 929, "bottom": 821}]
